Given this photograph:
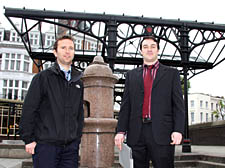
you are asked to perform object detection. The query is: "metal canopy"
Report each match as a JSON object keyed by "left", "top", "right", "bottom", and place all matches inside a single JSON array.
[
  {"left": 4, "top": 8, "right": 225, "bottom": 72},
  {"left": 4, "top": 7, "right": 225, "bottom": 152}
]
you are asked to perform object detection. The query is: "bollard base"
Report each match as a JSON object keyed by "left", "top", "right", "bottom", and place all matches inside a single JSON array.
[{"left": 182, "top": 139, "right": 191, "bottom": 153}]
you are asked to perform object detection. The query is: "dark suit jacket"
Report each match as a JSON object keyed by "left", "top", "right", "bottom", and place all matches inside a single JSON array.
[{"left": 116, "top": 63, "right": 185, "bottom": 146}]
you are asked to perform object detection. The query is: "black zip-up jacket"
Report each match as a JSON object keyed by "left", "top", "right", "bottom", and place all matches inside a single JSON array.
[{"left": 19, "top": 63, "right": 84, "bottom": 145}]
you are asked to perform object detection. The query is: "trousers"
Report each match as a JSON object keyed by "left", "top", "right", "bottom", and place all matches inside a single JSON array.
[
  {"left": 32, "top": 140, "right": 80, "bottom": 168},
  {"left": 130, "top": 123, "right": 175, "bottom": 168}
]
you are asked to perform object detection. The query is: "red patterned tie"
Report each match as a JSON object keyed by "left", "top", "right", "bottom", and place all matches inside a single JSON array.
[{"left": 142, "top": 65, "right": 153, "bottom": 119}]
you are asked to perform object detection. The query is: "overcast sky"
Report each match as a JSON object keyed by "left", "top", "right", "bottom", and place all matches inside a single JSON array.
[{"left": 1, "top": 0, "right": 225, "bottom": 97}]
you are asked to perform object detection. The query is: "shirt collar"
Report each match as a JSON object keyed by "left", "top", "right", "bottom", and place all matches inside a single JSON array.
[
  {"left": 143, "top": 61, "right": 159, "bottom": 69},
  {"left": 58, "top": 64, "right": 71, "bottom": 73}
]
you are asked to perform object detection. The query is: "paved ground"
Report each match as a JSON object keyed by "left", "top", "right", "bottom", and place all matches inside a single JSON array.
[
  {"left": 0, "top": 158, "right": 30, "bottom": 168},
  {"left": 0, "top": 145, "right": 225, "bottom": 168},
  {"left": 175, "top": 145, "right": 225, "bottom": 157}
]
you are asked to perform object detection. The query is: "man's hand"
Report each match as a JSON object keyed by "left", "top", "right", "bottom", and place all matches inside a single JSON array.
[
  {"left": 114, "top": 133, "right": 125, "bottom": 150},
  {"left": 25, "top": 141, "right": 37, "bottom": 154},
  {"left": 170, "top": 132, "right": 182, "bottom": 145}
]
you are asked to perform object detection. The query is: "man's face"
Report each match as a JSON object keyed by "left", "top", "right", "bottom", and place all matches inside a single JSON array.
[
  {"left": 141, "top": 39, "right": 159, "bottom": 65},
  {"left": 53, "top": 39, "right": 75, "bottom": 66}
]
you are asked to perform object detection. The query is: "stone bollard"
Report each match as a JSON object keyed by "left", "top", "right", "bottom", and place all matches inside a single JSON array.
[{"left": 80, "top": 56, "right": 118, "bottom": 168}]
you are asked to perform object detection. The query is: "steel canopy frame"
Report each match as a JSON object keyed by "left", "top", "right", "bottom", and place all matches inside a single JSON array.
[{"left": 4, "top": 7, "right": 225, "bottom": 153}]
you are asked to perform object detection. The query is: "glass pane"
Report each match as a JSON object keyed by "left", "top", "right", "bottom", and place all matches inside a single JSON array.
[
  {"left": 10, "top": 60, "right": 15, "bottom": 70},
  {"left": 22, "top": 81, "right": 28, "bottom": 88},
  {"left": 9, "top": 80, "right": 13, "bottom": 87},
  {"left": 16, "top": 61, "right": 20, "bottom": 71},
  {"left": 17, "top": 54, "right": 21, "bottom": 59},
  {"left": 15, "top": 80, "right": 19, "bottom": 87},
  {"left": 5, "top": 60, "right": 9, "bottom": 70},
  {"left": 3, "top": 80, "right": 7, "bottom": 87}
]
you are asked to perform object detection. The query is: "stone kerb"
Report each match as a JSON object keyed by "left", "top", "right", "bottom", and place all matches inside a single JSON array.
[{"left": 0, "top": 140, "right": 31, "bottom": 159}]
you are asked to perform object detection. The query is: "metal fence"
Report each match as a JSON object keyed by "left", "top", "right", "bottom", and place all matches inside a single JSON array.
[{"left": 0, "top": 99, "right": 23, "bottom": 139}]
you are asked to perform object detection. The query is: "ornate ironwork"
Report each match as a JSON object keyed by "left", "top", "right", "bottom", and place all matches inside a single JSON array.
[{"left": 4, "top": 7, "right": 225, "bottom": 152}]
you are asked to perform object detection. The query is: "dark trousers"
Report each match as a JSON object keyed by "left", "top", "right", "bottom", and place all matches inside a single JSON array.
[
  {"left": 130, "top": 123, "right": 175, "bottom": 168},
  {"left": 32, "top": 140, "right": 80, "bottom": 168}
]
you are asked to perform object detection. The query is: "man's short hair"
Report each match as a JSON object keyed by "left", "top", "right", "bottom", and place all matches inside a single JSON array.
[
  {"left": 53, "top": 35, "right": 75, "bottom": 51},
  {"left": 140, "top": 36, "right": 160, "bottom": 50}
]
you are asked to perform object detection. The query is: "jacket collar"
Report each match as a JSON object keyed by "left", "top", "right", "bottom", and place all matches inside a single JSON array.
[
  {"left": 152, "top": 63, "right": 167, "bottom": 88},
  {"left": 49, "top": 62, "right": 83, "bottom": 83},
  {"left": 136, "top": 62, "right": 168, "bottom": 89}
]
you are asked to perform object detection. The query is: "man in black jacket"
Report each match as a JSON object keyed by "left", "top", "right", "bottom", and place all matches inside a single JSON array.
[
  {"left": 19, "top": 35, "right": 84, "bottom": 168},
  {"left": 115, "top": 36, "right": 185, "bottom": 168}
]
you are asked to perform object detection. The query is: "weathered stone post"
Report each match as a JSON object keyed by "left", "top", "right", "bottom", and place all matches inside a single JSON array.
[{"left": 80, "top": 56, "right": 118, "bottom": 168}]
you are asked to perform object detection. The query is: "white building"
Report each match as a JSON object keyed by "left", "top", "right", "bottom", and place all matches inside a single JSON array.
[
  {"left": 188, "top": 93, "right": 224, "bottom": 125},
  {"left": 0, "top": 23, "right": 35, "bottom": 100},
  {"left": 0, "top": 22, "right": 102, "bottom": 101},
  {"left": 0, "top": 23, "right": 58, "bottom": 100}
]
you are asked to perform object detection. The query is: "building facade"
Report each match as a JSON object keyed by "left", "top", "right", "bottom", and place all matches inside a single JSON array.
[
  {"left": 0, "top": 24, "right": 34, "bottom": 101},
  {"left": 188, "top": 93, "right": 224, "bottom": 125}
]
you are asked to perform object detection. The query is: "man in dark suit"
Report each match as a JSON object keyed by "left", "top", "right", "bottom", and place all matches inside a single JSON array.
[{"left": 115, "top": 36, "right": 185, "bottom": 168}]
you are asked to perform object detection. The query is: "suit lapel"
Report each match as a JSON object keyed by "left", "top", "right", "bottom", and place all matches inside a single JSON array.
[
  {"left": 136, "top": 67, "right": 144, "bottom": 92},
  {"left": 152, "top": 63, "right": 167, "bottom": 89}
]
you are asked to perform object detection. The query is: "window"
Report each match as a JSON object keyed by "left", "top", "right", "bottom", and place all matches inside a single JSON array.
[
  {"left": 216, "top": 104, "right": 218, "bottom": 110},
  {"left": 211, "top": 103, "right": 213, "bottom": 111},
  {"left": 98, "top": 44, "right": 102, "bottom": 51},
  {"left": 206, "top": 113, "right": 208, "bottom": 122},
  {"left": 9, "top": 80, "right": 13, "bottom": 87},
  {"left": 3, "top": 80, "right": 7, "bottom": 87},
  {"left": 90, "top": 43, "right": 95, "bottom": 51},
  {"left": 200, "top": 100, "right": 203, "bottom": 108},
  {"left": 46, "top": 38, "right": 51, "bottom": 46},
  {"left": 16, "top": 60, "right": 20, "bottom": 71},
  {"left": 17, "top": 54, "right": 21, "bottom": 59},
  {"left": 75, "top": 40, "right": 81, "bottom": 50},
  {"left": 15, "top": 80, "right": 19, "bottom": 87},
  {"left": 3, "top": 53, "right": 22, "bottom": 71},
  {"left": 5, "top": 53, "right": 10, "bottom": 58},
  {"left": 11, "top": 54, "right": 15, "bottom": 59},
  {"left": 10, "top": 31, "right": 21, "bottom": 42},
  {"left": 87, "top": 42, "right": 90, "bottom": 50},
  {"left": 23, "top": 62, "right": 29, "bottom": 72},
  {"left": 46, "top": 35, "right": 55, "bottom": 47},
  {"left": 200, "top": 112, "right": 203, "bottom": 122},
  {"left": 11, "top": 32, "right": 16, "bottom": 42},
  {"left": 206, "top": 101, "right": 208, "bottom": 109},
  {"left": 2, "top": 89, "right": 7, "bottom": 98},
  {"left": 190, "top": 100, "right": 194, "bottom": 108},
  {"left": 85, "top": 41, "right": 88, "bottom": 50},
  {"left": 10, "top": 60, "right": 15, "bottom": 70},
  {"left": 22, "top": 81, "right": 28, "bottom": 89},
  {"left": 14, "top": 89, "right": 18, "bottom": 100},
  {"left": 211, "top": 113, "right": 214, "bottom": 122},
  {"left": 8, "top": 89, "right": 13, "bottom": 99},
  {"left": 4, "top": 60, "right": 9, "bottom": 70},
  {"left": 21, "top": 90, "right": 28, "bottom": 100},
  {"left": 0, "top": 31, "right": 3, "bottom": 41},
  {"left": 30, "top": 34, "right": 39, "bottom": 45},
  {"left": 24, "top": 55, "right": 30, "bottom": 61},
  {"left": 191, "top": 112, "right": 194, "bottom": 123},
  {"left": 17, "top": 36, "right": 21, "bottom": 42}
]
